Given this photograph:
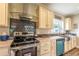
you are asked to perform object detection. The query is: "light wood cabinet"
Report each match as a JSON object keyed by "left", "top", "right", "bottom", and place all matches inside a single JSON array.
[
  {"left": 68, "top": 39, "right": 72, "bottom": 50},
  {"left": 37, "top": 38, "right": 51, "bottom": 56},
  {"left": 0, "top": 47, "right": 9, "bottom": 56},
  {"left": 64, "top": 36, "right": 77, "bottom": 53},
  {"left": 9, "top": 3, "right": 23, "bottom": 13},
  {"left": 38, "top": 5, "right": 54, "bottom": 29},
  {"left": 76, "top": 37, "right": 79, "bottom": 46},
  {"left": 65, "top": 18, "right": 72, "bottom": 30},
  {"left": 71, "top": 36, "right": 77, "bottom": 49},
  {"left": 0, "top": 3, "right": 8, "bottom": 27},
  {"left": 47, "top": 10, "right": 54, "bottom": 28},
  {"left": 51, "top": 38, "right": 56, "bottom": 56},
  {"left": 9, "top": 3, "right": 23, "bottom": 19},
  {"left": 0, "top": 40, "right": 13, "bottom": 56},
  {"left": 38, "top": 6, "right": 48, "bottom": 28},
  {"left": 64, "top": 38, "right": 69, "bottom": 53}
]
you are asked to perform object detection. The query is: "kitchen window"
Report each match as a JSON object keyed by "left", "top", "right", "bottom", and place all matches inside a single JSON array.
[{"left": 51, "top": 16, "right": 64, "bottom": 33}]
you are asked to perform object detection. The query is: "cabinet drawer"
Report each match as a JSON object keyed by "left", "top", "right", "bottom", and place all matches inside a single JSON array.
[
  {"left": 40, "top": 42, "right": 50, "bottom": 47},
  {"left": 40, "top": 49, "right": 51, "bottom": 55},
  {"left": 40, "top": 40, "right": 50, "bottom": 43}
]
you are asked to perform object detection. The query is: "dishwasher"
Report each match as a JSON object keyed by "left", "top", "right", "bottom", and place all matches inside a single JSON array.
[{"left": 56, "top": 38, "right": 65, "bottom": 56}]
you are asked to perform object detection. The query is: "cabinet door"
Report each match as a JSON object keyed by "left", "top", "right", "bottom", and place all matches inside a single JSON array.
[
  {"left": 51, "top": 39, "right": 56, "bottom": 56},
  {"left": 72, "top": 36, "right": 77, "bottom": 48},
  {"left": 47, "top": 10, "right": 54, "bottom": 29},
  {"left": 65, "top": 18, "right": 72, "bottom": 30},
  {"left": 0, "top": 47, "right": 9, "bottom": 56},
  {"left": 64, "top": 37, "right": 72, "bottom": 53},
  {"left": 68, "top": 39, "right": 72, "bottom": 51},
  {"left": 40, "top": 41, "right": 51, "bottom": 55},
  {"left": 38, "top": 38, "right": 51, "bottom": 56},
  {"left": 0, "top": 3, "right": 8, "bottom": 27},
  {"left": 9, "top": 3, "right": 23, "bottom": 19},
  {"left": 9, "top": 3, "right": 23, "bottom": 12},
  {"left": 71, "top": 37, "right": 74, "bottom": 49},
  {"left": 38, "top": 6, "right": 48, "bottom": 28},
  {"left": 64, "top": 40, "right": 69, "bottom": 53}
]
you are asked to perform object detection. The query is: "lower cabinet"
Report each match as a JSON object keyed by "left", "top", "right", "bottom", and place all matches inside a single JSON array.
[
  {"left": 72, "top": 36, "right": 77, "bottom": 48},
  {"left": 50, "top": 37, "right": 65, "bottom": 56},
  {"left": 64, "top": 38, "right": 69, "bottom": 53},
  {"left": 64, "top": 36, "right": 77, "bottom": 53},
  {"left": 37, "top": 38, "right": 51, "bottom": 56},
  {"left": 68, "top": 39, "right": 72, "bottom": 51},
  {"left": 0, "top": 47, "right": 10, "bottom": 56},
  {"left": 37, "top": 36, "right": 77, "bottom": 56},
  {"left": 51, "top": 39, "right": 56, "bottom": 56},
  {"left": 77, "top": 37, "right": 79, "bottom": 46},
  {"left": 64, "top": 39, "right": 72, "bottom": 53},
  {"left": 0, "top": 40, "right": 13, "bottom": 56}
]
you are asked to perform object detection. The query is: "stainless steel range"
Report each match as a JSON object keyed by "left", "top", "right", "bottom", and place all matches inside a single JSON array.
[
  {"left": 10, "top": 35, "right": 39, "bottom": 56},
  {"left": 10, "top": 17, "right": 39, "bottom": 56}
]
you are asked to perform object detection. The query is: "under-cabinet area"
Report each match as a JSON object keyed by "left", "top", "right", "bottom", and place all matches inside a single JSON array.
[{"left": 0, "top": 3, "right": 79, "bottom": 56}]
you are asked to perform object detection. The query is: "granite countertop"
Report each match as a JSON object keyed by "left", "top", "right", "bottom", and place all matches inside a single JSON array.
[
  {"left": 35, "top": 34, "right": 63, "bottom": 38},
  {"left": 36, "top": 33, "right": 77, "bottom": 38}
]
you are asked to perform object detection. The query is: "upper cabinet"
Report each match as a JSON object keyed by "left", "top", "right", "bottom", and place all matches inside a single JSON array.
[
  {"left": 0, "top": 3, "right": 8, "bottom": 27},
  {"left": 47, "top": 10, "right": 54, "bottom": 29},
  {"left": 9, "top": 3, "right": 23, "bottom": 13},
  {"left": 0, "top": 3, "right": 55, "bottom": 28},
  {"left": 38, "top": 5, "right": 54, "bottom": 29},
  {"left": 38, "top": 6, "right": 48, "bottom": 28},
  {"left": 9, "top": 3, "right": 23, "bottom": 19},
  {"left": 65, "top": 17, "right": 72, "bottom": 30}
]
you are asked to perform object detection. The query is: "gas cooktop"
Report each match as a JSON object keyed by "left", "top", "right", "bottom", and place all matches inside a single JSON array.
[{"left": 10, "top": 36, "right": 39, "bottom": 47}]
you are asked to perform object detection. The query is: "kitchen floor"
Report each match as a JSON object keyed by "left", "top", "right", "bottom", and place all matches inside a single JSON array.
[{"left": 64, "top": 48, "right": 79, "bottom": 56}]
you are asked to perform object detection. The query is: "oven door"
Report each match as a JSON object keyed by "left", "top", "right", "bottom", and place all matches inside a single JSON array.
[{"left": 15, "top": 47, "right": 37, "bottom": 56}]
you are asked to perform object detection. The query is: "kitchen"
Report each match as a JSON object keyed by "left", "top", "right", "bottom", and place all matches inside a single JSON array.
[{"left": 0, "top": 3, "right": 78, "bottom": 56}]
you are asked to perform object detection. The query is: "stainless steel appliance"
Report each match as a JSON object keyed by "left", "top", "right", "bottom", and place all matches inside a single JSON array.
[
  {"left": 10, "top": 37, "right": 38, "bottom": 56},
  {"left": 10, "top": 17, "right": 39, "bottom": 56}
]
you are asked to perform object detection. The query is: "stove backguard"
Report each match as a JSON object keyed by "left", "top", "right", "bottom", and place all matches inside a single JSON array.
[{"left": 10, "top": 17, "right": 36, "bottom": 36}]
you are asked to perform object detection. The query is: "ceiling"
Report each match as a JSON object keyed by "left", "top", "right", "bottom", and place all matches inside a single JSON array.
[{"left": 47, "top": 3, "right": 79, "bottom": 16}]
